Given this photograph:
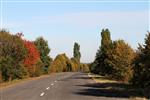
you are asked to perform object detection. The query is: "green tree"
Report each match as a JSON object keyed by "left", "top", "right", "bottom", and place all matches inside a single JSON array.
[
  {"left": 34, "top": 37, "right": 52, "bottom": 74},
  {"left": 131, "top": 32, "right": 150, "bottom": 88},
  {"left": 73, "top": 42, "right": 81, "bottom": 62},
  {"left": 0, "top": 30, "right": 28, "bottom": 81},
  {"left": 93, "top": 29, "right": 113, "bottom": 75}
]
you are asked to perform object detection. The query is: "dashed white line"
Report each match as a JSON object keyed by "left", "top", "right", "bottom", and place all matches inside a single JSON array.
[
  {"left": 40, "top": 92, "right": 45, "bottom": 96},
  {"left": 54, "top": 80, "right": 57, "bottom": 82},
  {"left": 51, "top": 83, "right": 54, "bottom": 86},
  {"left": 46, "top": 87, "right": 50, "bottom": 90}
]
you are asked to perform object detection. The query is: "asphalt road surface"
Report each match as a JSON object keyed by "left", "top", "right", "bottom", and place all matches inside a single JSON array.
[{"left": 0, "top": 72, "right": 129, "bottom": 100}]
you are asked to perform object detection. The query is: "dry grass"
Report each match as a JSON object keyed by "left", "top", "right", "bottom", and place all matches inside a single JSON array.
[
  {"left": 88, "top": 73, "right": 118, "bottom": 83},
  {"left": 88, "top": 73, "right": 148, "bottom": 100},
  {"left": 130, "top": 97, "right": 147, "bottom": 100}
]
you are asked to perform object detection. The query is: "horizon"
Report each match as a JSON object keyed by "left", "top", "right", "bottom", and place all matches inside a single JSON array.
[{"left": 0, "top": 0, "right": 149, "bottom": 63}]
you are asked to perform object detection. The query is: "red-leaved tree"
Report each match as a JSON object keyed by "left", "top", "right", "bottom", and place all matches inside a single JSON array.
[{"left": 23, "top": 40, "right": 40, "bottom": 75}]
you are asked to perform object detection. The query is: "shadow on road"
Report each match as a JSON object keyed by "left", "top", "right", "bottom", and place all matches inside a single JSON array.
[
  {"left": 72, "top": 76, "right": 91, "bottom": 80},
  {"left": 75, "top": 81, "right": 148, "bottom": 99},
  {"left": 76, "top": 83, "right": 146, "bottom": 98}
]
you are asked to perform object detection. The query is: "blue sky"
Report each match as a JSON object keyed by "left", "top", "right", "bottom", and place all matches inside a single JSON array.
[{"left": 0, "top": 0, "right": 149, "bottom": 63}]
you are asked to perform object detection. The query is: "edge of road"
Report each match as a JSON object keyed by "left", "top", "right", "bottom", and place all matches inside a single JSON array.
[
  {"left": 0, "top": 72, "right": 78, "bottom": 90},
  {"left": 87, "top": 73, "right": 98, "bottom": 83},
  {"left": 0, "top": 74, "right": 51, "bottom": 89}
]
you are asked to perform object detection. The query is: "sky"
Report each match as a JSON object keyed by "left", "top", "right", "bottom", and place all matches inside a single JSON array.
[{"left": 0, "top": 0, "right": 149, "bottom": 63}]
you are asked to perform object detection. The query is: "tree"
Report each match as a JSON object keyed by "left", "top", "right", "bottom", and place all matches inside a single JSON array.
[
  {"left": 71, "top": 58, "right": 80, "bottom": 71},
  {"left": 131, "top": 32, "right": 150, "bottom": 88},
  {"left": 80, "top": 63, "right": 89, "bottom": 73},
  {"left": 93, "top": 29, "right": 113, "bottom": 75},
  {"left": 0, "top": 30, "right": 28, "bottom": 81},
  {"left": 34, "top": 37, "right": 52, "bottom": 74},
  {"left": 73, "top": 42, "right": 81, "bottom": 62},
  {"left": 23, "top": 40, "right": 40, "bottom": 76},
  {"left": 49, "top": 54, "right": 72, "bottom": 73},
  {"left": 108, "top": 40, "right": 135, "bottom": 81}
]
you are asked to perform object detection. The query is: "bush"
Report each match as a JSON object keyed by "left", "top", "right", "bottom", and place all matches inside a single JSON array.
[
  {"left": 27, "top": 60, "right": 44, "bottom": 77},
  {"left": 0, "top": 57, "right": 28, "bottom": 81}
]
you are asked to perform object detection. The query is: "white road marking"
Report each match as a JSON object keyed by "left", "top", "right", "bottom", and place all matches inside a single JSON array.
[
  {"left": 51, "top": 83, "right": 54, "bottom": 86},
  {"left": 54, "top": 80, "right": 57, "bottom": 82},
  {"left": 46, "top": 87, "right": 50, "bottom": 90},
  {"left": 40, "top": 92, "right": 45, "bottom": 96}
]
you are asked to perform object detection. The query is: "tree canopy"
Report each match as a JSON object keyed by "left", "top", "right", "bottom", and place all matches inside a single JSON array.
[
  {"left": 73, "top": 42, "right": 81, "bottom": 62},
  {"left": 34, "top": 37, "right": 52, "bottom": 74}
]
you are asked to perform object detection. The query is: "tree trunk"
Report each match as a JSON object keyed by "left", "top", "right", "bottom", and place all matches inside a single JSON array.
[
  {"left": 0, "top": 71, "right": 2, "bottom": 83},
  {"left": 8, "top": 75, "right": 12, "bottom": 82}
]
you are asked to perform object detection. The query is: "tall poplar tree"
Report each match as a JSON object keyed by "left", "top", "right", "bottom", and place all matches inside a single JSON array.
[
  {"left": 73, "top": 42, "right": 81, "bottom": 62},
  {"left": 94, "top": 29, "right": 113, "bottom": 75}
]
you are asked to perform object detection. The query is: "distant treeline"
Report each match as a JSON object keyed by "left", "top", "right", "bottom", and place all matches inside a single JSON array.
[
  {"left": 90, "top": 29, "right": 150, "bottom": 90},
  {"left": 0, "top": 30, "right": 89, "bottom": 82}
]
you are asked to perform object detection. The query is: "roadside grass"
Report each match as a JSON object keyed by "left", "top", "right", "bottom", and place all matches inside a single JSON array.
[
  {"left": 88, "top": 73, "right": 148, "bottom": 100},
  {"left": 88, "top": 73, "right": 118, "bottom": 83}
]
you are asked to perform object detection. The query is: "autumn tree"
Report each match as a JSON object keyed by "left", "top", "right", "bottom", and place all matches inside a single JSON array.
[
  {"left": 71, "top": 58, "right": 80, "bottom": 71},
  {"left": 23, "top": 40, "right": 40, "bottom": 77},
  {"left": 131, "top": 32, "right": 150, "bottom": 88},
  {"left": 80, "top": 63, "right": 89, "bottom": 73},
  {"left": 49, "top": 54, "right": 72, "bottom": 73},
  {"left": 0, "top": 30, "right": 27, "bottom": 81},
  {"left": 34, "top": 37, "right": 52, "bottom": 74},
  {"left": 108, "top": 40, "right": 135, "bottom": 81}
]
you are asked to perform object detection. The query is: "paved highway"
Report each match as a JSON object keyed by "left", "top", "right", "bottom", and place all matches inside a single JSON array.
[{"left": 0, "top": 72, "right": 128, "bottom": 100}]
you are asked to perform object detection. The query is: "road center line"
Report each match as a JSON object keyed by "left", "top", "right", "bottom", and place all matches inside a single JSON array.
[
  {"left": 54, "top": 80, "right": 57, "bottom": 82},
  {"left": 40, "top": 92, "right": 45, "bottom": 96},
  {"left": 51, "top": 83, "right": 54, "bottom": 86},
  {"left": 46, "top": 87, "right": 50, "bottom": 90}
]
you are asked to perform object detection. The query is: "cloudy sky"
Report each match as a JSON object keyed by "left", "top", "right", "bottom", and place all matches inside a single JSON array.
[{"left": 0, "top": 0, "right": 149, "bottom": 63}]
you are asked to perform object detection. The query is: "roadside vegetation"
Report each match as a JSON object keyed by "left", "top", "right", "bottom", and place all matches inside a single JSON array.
[
  {"left": 90, "top": 29, "right": 150, "bottom": 99},
  {"left": 0, "top": 30, "right": 89, "bottom": 83},
  {"left": 0, "top": 28, "right": 149, "bottom": 99},
  {"left": 89, "top": 73, "right": 147, "bottom": 100}
]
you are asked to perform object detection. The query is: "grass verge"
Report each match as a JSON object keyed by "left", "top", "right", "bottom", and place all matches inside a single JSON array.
[{"left": 88, "top": 73, "right": 148, "bottom": 100}]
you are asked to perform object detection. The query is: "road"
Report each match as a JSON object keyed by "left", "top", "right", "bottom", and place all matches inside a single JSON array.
[{"left": 0, "top": 72, "right": 129, "bottom": 100}]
